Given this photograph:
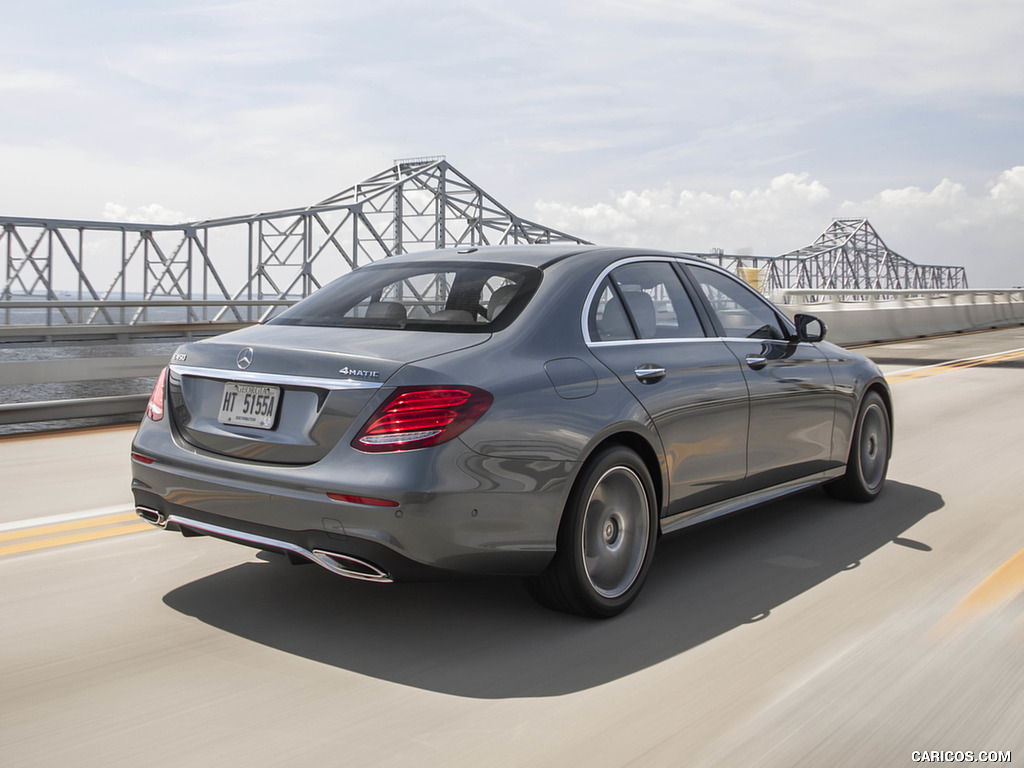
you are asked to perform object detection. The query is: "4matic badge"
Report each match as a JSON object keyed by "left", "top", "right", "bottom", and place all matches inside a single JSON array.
[{"left": 339, "top": 366, "right": 381, "bottom": 379}]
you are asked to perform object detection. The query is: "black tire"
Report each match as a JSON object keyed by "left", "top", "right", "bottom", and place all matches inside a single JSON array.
[
  {"left": 525, "top": 445, "right": 657, "bottom": 618},
  {"left": 826, "top": 391, "right": 891, "bottom": 502}
]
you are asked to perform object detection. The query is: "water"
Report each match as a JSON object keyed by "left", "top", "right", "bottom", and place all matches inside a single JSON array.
[
  {"left": 0, "top": 338, "right": 182, "bottom": 436},
  {"left": 0, "top": 295, "right": 288, "bottom": 435}
]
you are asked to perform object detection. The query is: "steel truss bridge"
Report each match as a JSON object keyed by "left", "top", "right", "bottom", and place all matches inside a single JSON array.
[
  {"left": 700, "top": 218, "right": 968, "bottom": 295},
  {"left": 1, "top": 158, "right": 968, "bottom": 328}
]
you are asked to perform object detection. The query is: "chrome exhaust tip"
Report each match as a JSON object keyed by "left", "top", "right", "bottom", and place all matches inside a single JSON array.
[
  {"left": 311, "top": 550, "right": 392, "bottom": 582},
  {"left": 136, "top": 506, "right": 167, "bottom": 528}
]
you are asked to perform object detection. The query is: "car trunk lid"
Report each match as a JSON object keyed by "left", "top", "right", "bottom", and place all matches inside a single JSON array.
[{"left": 167, "top": 324, "right": 488, "bottom": 464}]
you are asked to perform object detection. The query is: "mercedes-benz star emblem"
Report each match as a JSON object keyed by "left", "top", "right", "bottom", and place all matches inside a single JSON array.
[{"left": 236, "top": 347, "right": 254, "bottom": 370}]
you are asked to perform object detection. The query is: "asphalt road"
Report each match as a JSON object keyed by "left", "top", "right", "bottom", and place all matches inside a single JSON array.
[{"left": 2, "top": 328, "right": 1023, "bottom": 767}]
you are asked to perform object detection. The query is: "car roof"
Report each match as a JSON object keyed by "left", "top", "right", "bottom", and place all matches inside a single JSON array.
[{"left": 370, "top": 244, "right": 711, "bottom": 270}]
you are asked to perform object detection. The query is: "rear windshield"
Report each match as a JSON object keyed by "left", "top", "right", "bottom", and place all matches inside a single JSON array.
[{"left": 268, "top": 261, "right": 542, "bottom": 332}]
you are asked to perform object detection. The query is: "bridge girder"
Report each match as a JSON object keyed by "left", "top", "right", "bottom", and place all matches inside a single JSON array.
[
  {"left": 0, "top": 158, "right": 588, "bottom": 324},
  {"left": 698, "top": 218, "right": 968, "bottom": 293},
  {"left": 1, "top": 164, "right": 970, "bottom": 326}
]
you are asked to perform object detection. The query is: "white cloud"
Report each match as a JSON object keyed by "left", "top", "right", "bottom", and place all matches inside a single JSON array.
[
  {"left": 0, "top": 69, "right": 76, "bottom": 92},
  {"left": 841, "top": 168, "right": 1024, "bottom": 285},
  {"left": 0, "top": 0, "right": 1019, "bottom": 291},
  {"left": 535, "top": 168, "right": 1024, "bottom": 287},
  {"left": 586, "top": 0, "right": 1024, "bottom": 97},
  {"left": 534, "top": 172, "right": 834, "bottom": 253},
  {"left": 101, "top": 202, "right": 189, "bottom": 225}
]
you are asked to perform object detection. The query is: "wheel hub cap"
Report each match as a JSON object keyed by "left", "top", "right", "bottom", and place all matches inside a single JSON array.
[{"left": 581, "top": 466, "right": 650, "bottom": 599}]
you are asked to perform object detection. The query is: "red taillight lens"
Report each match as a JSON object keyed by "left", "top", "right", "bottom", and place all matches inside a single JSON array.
[
  {"left": 146, "top": 367, "right": 168, "bottom": 421},
  {"left": 352, "top": 386, "right": 493, "bottom": 453}
]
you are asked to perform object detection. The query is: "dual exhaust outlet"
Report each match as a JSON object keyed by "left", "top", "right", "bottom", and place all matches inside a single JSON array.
[{"left": 135, "top": 506, "right": 392, "bottom": 583}]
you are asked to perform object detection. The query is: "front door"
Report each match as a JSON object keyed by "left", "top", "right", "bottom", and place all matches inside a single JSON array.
[{"left": 685, "top": 264, "right": 838, "bottom": 490}]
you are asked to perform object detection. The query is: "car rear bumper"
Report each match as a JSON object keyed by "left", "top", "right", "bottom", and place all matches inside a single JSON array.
[{"left": 130, "top": 421, "right": 570, "bottom": 580}]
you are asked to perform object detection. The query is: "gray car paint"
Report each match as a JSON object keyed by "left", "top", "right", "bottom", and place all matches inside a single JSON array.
[{"left": 131, "top": 244, "right": 890, "bottom": 581}]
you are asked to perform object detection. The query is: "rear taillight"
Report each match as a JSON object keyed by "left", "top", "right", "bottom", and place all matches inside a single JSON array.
[
  {"left": 146, "top": 367, "right": 168, "bottom": 421},
  {"left": 352, "top": 386, "right": 493, "bottom": 453}
]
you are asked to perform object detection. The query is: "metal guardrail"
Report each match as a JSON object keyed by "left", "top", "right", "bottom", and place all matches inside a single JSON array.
[
  {"left": 0, "top": 355, "right": 172, "bottom": 426},
  {"left": 0, "top": 395, "right": 149, "bottom": 426},
  {"left": 773, "top": 288, "right": 1024, "bottom": 304},
  {"left": 1, "top": 356, "right": 171, "bottom": 386},
  {"left": 0, "top": 298, "right": 295, "bottom": 329},
  {"left": 0, "top": 313, "right": 267, "bottom": 427},
  {"left": 0, "top": 321, "right": 254, "bottom": 344}
]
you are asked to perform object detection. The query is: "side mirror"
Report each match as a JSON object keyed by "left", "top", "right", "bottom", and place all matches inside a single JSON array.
[{"left": 793, "top": 313, "right": 827, "bottom": 343}]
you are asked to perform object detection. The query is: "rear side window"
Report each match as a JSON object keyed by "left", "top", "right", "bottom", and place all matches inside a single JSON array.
[
  {"left": 589, "top": 261, "right": 706, "bottom": 341},
  {"left": 269, "top": 261, "right": 542, "bottom": 332}
]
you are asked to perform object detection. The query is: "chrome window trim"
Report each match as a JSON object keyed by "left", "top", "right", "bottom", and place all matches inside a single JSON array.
[
  {"left": 589, "top": 336, "right": 724, "bottom": 348},
  {"left": 170, "top": 364, "right": 383, "bottom": 391},
  {"left": 586, "top": 335, "right": 809, "bottom": 348}
]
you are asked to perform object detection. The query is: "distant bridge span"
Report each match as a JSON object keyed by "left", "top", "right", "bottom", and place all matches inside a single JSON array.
[{"left": 1, "top": 157, "right": 968, "bottom": 328}]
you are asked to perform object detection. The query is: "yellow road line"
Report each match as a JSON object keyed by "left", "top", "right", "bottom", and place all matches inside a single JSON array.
[
  {"left": 931, "top": 548, "right": 1024, "bottom": 636},
  {"left": 0, "top": 521, "right": 153, "bottom": 557},
  {"left": 949, "top": 548, "right": 1024, "bottom": 618},
  {"left": 888, "top": 348, "right": 1024, "bottom": 384},
  {"left": 0, "top": 511, "right": 139, "bottom": 543},
  {"left": 0, "top": 508, "right": 153, "bottom": 557}
]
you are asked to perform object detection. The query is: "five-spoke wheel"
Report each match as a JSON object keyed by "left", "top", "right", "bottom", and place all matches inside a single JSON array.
[
  {"left": 526, "top": 445, "right": 657, "bottom": 618},
  {"left": 827, "top": 390, "right": 891, "bottom": 502}
]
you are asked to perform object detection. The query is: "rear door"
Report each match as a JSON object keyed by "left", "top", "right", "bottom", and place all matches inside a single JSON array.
[{"left": 585, "top": 258, "right": 750, "bottom": 515}]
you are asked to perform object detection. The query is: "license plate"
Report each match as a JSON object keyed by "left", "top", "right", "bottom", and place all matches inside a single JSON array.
[{"left": 217, "top": 382, "right": 280, "bottom": 429}]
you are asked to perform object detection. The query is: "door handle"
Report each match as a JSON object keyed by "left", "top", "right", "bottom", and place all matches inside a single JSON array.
[
  {"left": 745, "top": 355, "right": 768, "bottom": 370},
  {"left": 634, "top": 365, "right": 667, "bottom": 384}
]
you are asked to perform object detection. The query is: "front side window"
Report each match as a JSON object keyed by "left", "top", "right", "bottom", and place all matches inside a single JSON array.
[
  {"left": 687, "top": 265, "right": 787, "bottom": 340},
  {"left": 269, "top": 262, "right": 541, "bottom": 332}
]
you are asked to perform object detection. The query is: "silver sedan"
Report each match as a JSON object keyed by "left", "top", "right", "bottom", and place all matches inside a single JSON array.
[{"left": 131, "top": 245, "right": 891, "bottom": 617}]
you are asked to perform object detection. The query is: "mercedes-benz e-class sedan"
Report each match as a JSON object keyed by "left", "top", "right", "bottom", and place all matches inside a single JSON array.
[{"left": 131, "top": 245, "right": 891, "bottom": 617}]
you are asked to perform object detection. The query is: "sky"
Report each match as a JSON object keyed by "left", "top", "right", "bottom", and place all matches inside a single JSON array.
[{"left": 1, "top": 0, "right": 1022, "bottom": 286}]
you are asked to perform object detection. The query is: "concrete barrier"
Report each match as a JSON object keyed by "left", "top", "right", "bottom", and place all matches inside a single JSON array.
[
  {"left": 4, "top": 290, "right": 1023, "bottom": 430},
  {"left": 773, "top": 290, "right": 1024, "bottom": 346}
]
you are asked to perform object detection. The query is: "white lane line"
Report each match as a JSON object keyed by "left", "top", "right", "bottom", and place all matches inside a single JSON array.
[
  {"left": 887, "top": 345, "right": 1024, "bottom": 377},
  {"left": 0, "top": 505, "right": 136, "bottom": 533}
]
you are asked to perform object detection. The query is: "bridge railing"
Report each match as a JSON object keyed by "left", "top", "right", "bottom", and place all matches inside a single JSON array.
[
  {"left": 0, "top": 298, "right": 294, "bottom": 329},
  {"left": 772, "top": 289, "right": 1024, "bottom": 345},
  {"left": 4, "top": 290, "right": 1023, "bottom": 430},
  {"left": 0, "top": 301, "right": 295, "bottom": 429}
]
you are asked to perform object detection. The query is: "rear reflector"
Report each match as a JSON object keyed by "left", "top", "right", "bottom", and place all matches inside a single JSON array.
[
  {"left": 131, "top": 452, "right": 155, "bottom": 464},
  {"left": 327, "top": 493, "right": 400, "bottom": 507},
  {"left": 352, "top": 386, "right": 493, "bottom": 453},
  {"left": 146, "top": 367, "right": 168, "bottom": 421}
]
